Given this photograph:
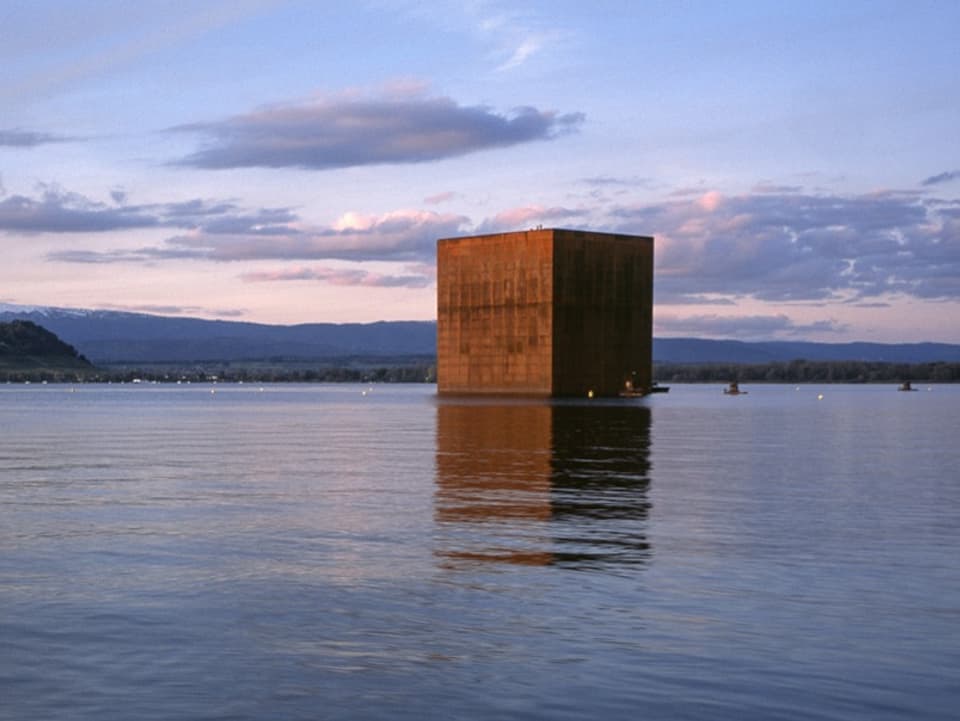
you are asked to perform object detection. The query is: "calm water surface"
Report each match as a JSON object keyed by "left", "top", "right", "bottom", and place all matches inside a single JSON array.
[{"left": 1, "top": 383, "right": 958, "bottom": 720}]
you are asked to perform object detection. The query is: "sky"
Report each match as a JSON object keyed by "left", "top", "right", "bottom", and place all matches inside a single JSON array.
[{"left": 2, "top": 0, "right": 959, "bottom": 343}]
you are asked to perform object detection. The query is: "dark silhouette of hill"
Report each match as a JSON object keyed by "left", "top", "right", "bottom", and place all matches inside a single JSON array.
[
  {"left": 1, "top": 305, "right": 959, "bottom": 364},
  {"left": 0, "top": 320, "right": 94, "bottom": 370}
]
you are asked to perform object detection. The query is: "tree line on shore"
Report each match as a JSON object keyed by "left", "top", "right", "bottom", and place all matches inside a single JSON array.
[
  {"left": 652, "top": 359, "right": 960, "bottom": 383},
  {"left": 0, "top": 363, "right": 437, "bottom": 384},
  {"left": 3, "top": 359, "right": 959, "bottom": 385}
]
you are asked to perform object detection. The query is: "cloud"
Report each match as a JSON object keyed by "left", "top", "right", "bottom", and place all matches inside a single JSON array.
[
  {"left": 922, "top": 170, "right": 960, "bottom": 186},
  {"left": 172, "top": 93, "right": 584, "bottom": 170},
  {"left": 580, "top": 175, "right": 654, "bottom": 188},
  {"left": 49, "top": 249, "right": 156, "bottom": 264},
  {"left": 0, "top": 184, "right": 293, "bottom": 235},
  {"left": 751, "top": 182, "right": 803, "bottom": 194},
  {"left": 424, "top": 191, "right": 459, "bottom": 205},
  {"left": 849, "top": 301, "right": 891, "bottom": 308},
  {"left": 475, "top": 204, "right": 588, "bottom": 233},
  {"left": 0, "top": 128, "right": 71, "bottom": 147},
  {"left": 610, "top": 189, "right": 960, "bottom": 303},
  {"left": 579, "top": 175, "right": 656, "bottom": 201},
  {"left": 241, "top": 264, "right": 433, "bottom": 289},
  {"left": 0, "top": 185, "right": 159, "bottom": 232},
  {"left": 30, "top": 182, "right": 960, "bottom": 308},
  {"left": 655, "top": 313, "right": 846, "bottom": 339},
  {"left": 194, "top": 207, "right": 299, "bottom": 236},
  {"left": 653, "top": 293, "right": 737, "bottom": 306},
  {"left": 1, "top": 2, "right": 278, "bottom": 105},
  {"left": 45, "top": 199, "right": 468, "bottom": 264},
  {"left": 161, "top": 198, "right": 243, "bottom": 218},
  {"left": 98, "top": 303, "right": 247, "bottom": 318},
  {"left": 160, "top": 209, "right": 468, "bottom": 262},
  {"left": 497, "top": 36, "right": 542, "bottom": 71}
]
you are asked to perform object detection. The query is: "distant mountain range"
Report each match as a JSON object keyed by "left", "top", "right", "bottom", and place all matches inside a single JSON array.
[
  {"left": 0, "top": 305, "right": 436, "bottom": 364},
  {"left": 2, "top": 304, "right": 959, "bottom": 365}
]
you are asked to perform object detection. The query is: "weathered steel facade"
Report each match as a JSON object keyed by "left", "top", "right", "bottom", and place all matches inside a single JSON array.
[{"left": 437, "top": 228, "right": 653, "bottom": 397}]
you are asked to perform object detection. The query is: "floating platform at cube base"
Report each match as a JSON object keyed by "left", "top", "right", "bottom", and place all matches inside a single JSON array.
[{"left": 437, "top": 228, "right": 654, "bottom": 398}]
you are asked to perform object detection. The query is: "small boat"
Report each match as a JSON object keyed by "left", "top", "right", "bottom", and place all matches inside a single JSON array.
[
  {"left": 898, "top": 381, "right": 918, "bottom": 392},
  {"left": 724, "top": 381, "right": 747, "bottom": 395},
  {"left": 619, "top": 380, "right": 670, "bottom": 397}
]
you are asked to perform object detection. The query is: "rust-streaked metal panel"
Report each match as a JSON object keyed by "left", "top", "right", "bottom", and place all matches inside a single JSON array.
[
  {"left": 551, "top": 229, "right": 654, "bottom": 397},
  {"left": 437, "top": 229, "right": 653, "bottom": 397},
  {"left": 437, "top": 230, "right": 554, "bottom": 395}
]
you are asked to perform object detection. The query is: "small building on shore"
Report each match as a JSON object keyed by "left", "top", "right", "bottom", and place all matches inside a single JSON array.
[{"left": 436, "top": 228, "right": 654, "bottom": 397}]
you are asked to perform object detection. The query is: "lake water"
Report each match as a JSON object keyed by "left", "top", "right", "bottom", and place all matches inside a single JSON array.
[{"left": 1, "top": 383, "right": 958, "bottom": 720}]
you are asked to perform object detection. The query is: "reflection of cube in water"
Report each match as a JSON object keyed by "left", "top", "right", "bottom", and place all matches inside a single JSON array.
[
  {"left": 433, "top": 401, "right": 653, "bottom": 569},
  {"left": 434, "top": 402, "right": 554, "bottom": 567},
  {"left": 437, "top": 228, "right": 654, "bottom": 397}
]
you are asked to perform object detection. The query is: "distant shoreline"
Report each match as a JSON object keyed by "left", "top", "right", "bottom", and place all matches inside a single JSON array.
[{"left": 2, "top": 358, "right": 958, "bottom": 385}]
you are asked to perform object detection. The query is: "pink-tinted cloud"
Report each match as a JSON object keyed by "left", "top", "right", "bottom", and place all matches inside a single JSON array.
[
  {"left": 424, "top": 191, "right": 459, "bottom": 205},
  {"left": 476, "top": 204, "right": 588, "bottom": 233},
  {"left": 241, "top": 264, "right": 432, "bottom": 289},
  {"left": 31, "top": 180, "right": 960, "bottom": 308}
]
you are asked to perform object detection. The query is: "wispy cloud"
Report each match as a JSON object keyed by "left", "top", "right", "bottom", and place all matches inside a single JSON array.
[
  {"left": 424, "top": 191, "right": 459, "bottom": 205},
  {"left": 581, "top": 175, "right": 654, "bottom": 188},
  {"left": 1, "top": 1, "right": 280, "bottom": 104},
  {"left": 98, "top": 303, "right": 247, "bottom": 318},
  {"left": 49, "top": 249, "right": 161, "bottom": 264},
  {"left": 172, "top": 92, "right": 584, "bottom": 170},
  {"left": 0, "top": 128, "right": 73, "bottom": 147},
  {"left": 0, "top": 184, "right": 286, "bottom": 235},
  {"left": 496, "top": 36, "right": 543, "bottom": 71},
  {"left": 751, "top": 182, "right": 803, "bottom": 194},
  {"left": 579, "top": 175, "right": 658, "bottom": 202},
  {"left": 921, "top": 170, "right": 960, "bottom": 187},
  {"left": 655, "top": 312, "right": 846, "bottom": 339},
  {"left": 241, "top": 264, "right": 433, "bottom": 289},
  {"left": 653, "top": 293, "right": 737, "bottom": 306},
  {"left": 469, "top": 3, "right": 565, "bottom": 73}
]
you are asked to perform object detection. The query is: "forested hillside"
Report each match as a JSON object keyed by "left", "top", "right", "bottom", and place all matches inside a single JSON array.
[{"left": 0, "top": 320, "right": 94, "bottom": 373}]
